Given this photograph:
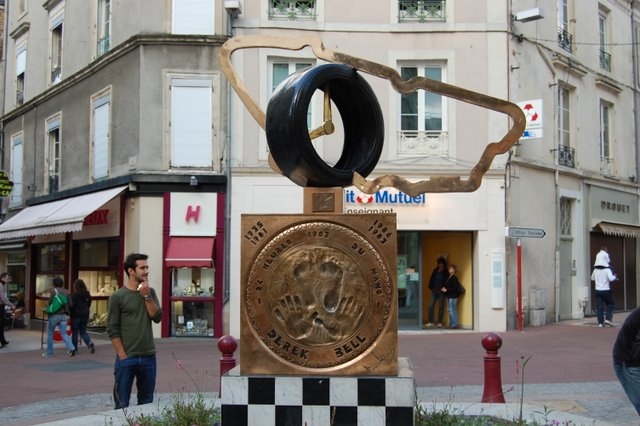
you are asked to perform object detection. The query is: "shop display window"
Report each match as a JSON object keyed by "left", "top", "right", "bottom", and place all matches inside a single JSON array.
[
  {"left": 34, "top": 244, "right": 66, "bottom": 319},
  {"left": 170, "top": 267, "right": 215, "bottom": 337},
  {"left": 76, "top": 239, "right": 119, "bottom": 328}
]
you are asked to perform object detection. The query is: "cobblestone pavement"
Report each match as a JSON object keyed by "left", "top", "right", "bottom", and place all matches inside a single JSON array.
[{"left": 0, "top": 312, "right": 635, "bottom": 425}]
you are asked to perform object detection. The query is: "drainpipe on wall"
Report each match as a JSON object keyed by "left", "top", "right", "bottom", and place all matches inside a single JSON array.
[
  {"left": 631, "top": 1, "right": 640, "bottom": 184},
  {"left": 222, "top": 8, "right": 237, "bottom": 315}
]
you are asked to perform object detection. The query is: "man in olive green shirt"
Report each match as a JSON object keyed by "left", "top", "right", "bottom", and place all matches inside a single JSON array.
[{"left": 107, "top": 253, "right": 162, "bottom": 409}]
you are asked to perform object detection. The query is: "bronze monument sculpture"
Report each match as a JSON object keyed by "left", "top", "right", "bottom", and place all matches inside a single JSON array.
[{"left": 219, "top": 35, "right": 525, "bottom": 376}]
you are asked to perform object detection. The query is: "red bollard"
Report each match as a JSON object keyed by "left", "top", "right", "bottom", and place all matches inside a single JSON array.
[
  {"left": 218, "top": 335, "right": 238, "bottom": 398},
  {"left": 481, "top": 332, "right": 506, "bottom": 403}
]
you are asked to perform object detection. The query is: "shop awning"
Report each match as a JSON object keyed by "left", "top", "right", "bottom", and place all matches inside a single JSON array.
[
  {"left": 593, "top": 221, "right": 640, "bottom": 239},
  {"left": 165, "top": 236, "right": 215, "bottom": 268},
  {"left": 0, "top": 186, "right": 127, "bottom": 240}
]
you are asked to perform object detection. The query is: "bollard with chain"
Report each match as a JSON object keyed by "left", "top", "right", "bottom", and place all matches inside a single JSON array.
[
  {"left": 481, "top": 332, "right": 506, "bottom": 403},
  {"left": 218, "top": 335, "right": 238, "bottom": 398}
]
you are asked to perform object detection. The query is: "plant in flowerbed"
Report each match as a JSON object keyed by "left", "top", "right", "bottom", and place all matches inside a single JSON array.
[{"left": 122, "top": 353, "right": 221, "bottom": 426}]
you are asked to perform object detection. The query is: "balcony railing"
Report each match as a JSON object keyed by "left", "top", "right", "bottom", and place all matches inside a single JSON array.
[
  {"left": 397, "top": 130, "right": 448, "bottom": 156},
  {"left": 16, "top": 90, "right": 24, "bottom": 106},
  {"left": 97, "top": 35, "right": 110, "bottom": 56},
  {"left": 557, "top": 144, "right": 575, "bottom": 168},
  {"left": 599, "top": 49, "right": 611, "bottom": 72},
  {"left": 558, "top": 27, "right": 573, "bottom": 53},
  {"left": 268, "top": 0, "right": 316, "bottom": 20},
  {"left": 399, "top": 0, "right": 445, "bottom": 22},
  {"left": 600, "top": 157, "right": 615, "bottom": 177}
]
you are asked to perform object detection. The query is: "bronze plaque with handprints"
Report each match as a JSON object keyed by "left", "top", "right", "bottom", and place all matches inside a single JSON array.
[{"left": 240, "top": 214, "right": 397, "bottom": 376}]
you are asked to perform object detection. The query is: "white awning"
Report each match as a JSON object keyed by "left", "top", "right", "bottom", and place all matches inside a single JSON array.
[
  {"left": 0, "top": 186, "right": 127, "bottom": 240},
  {"left": 593, "top": 221, "right": 640, "bottom": 239}
]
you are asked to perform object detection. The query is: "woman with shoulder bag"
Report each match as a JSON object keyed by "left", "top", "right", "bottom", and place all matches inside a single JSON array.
[
  {"left": 441, "top": 264, "right": 464, "bottom": 329},
  {"left": 70, "top": 279, "right": 95, "bottom": 354}
]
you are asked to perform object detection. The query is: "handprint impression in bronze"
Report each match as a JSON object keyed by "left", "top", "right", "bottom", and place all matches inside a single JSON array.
[{"left": 271, "top": 247, "right": 368, "bottom": 345}]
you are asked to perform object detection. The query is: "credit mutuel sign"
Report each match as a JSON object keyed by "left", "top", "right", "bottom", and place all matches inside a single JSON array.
[{"left": 344, "top": 189, "right": 425, "bottom": 213}]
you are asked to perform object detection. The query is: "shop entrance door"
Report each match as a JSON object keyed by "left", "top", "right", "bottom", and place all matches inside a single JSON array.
[{"left": 422, "top": 232, "right": 473, "bottom": 329}]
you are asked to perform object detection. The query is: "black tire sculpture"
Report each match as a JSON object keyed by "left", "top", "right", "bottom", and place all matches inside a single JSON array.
[{"left": 266, "top": 64, "right": 384, "bottom": 188}]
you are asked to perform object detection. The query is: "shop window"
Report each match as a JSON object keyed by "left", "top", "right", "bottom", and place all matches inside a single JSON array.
[
  {"left": 34, "top": 243, "right": 66, "bottom": 318},
  {"left": 76, "top": 239, "right": 119, "bottom": 329},
  {"left": 170, "top": 267, "right": 215, "bottom": 337}
]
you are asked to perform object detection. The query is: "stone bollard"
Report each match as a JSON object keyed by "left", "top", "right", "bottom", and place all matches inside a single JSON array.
[
  {"left": 218, "top": 335, "right": 238, "bottom": 397},
  {"left": 481, "top": 332, "right": 506, "bottom": 403}
]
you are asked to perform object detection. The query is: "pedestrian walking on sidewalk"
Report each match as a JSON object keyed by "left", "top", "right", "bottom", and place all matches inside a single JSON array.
[
  {"left": 0, "top": 272, "right": 16, "bottom": 348},
  {"left": 591, "top": 261, "right": 617, "bottom": 327},
  {"left": 43, "top": 277, "right": 76, "bottom": 357},
  {"left": 613, "top": 306, "right": 640, "bottom": 415},
  {"left": 70, "top": 279, "right": 95, "bottom": 354},
  {"left": 107, "top": 253, "right": 163, "bottom": 409}
]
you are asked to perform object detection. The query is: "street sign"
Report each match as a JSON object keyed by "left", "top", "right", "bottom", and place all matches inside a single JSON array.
[{"left": 505, "top": 226, "right": 546, "bottom": 239}]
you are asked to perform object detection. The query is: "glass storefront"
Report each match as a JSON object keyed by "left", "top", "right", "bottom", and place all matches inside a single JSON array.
[
  {"left": 76, "top": 239, "right": 120, "bottom": 329},
  {"left": 170, "top": 267, "right": 215, "bottom": 337},
  {"left": 34, "top": 243, "right": 66, "bottom": 318},
  {"left": 397, "top": 231, "right": 422, "bottom": 329}
]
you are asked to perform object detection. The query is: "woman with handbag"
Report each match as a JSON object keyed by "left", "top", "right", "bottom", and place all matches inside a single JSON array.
[
  {"left": 441, "top": 264, "right": 464, "bottom": 329},
  {"left": 43, "top": 277, "right": 76, "bottom": 358}
]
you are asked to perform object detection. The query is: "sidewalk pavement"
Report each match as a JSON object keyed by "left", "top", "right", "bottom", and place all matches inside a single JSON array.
[{"left": 0, "top": 312, "right": 635, "bottom": 425}]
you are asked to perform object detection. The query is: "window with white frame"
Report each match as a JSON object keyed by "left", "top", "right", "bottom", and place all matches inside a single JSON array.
[
  {"left": 16, "top": 44, "right": 26, "bottom": 106},
  {"left": 92, "top": 91, "right": 111, "bottom": 180},
  {"left": 172, "top": 0, "right": 214, "bottom": 35},
  {"left": 50, "top": 17, "right": 63, "bottom": 84},
  {"left": 398, "top": 63, "right": 447, "bottom": 156},
  {"left": 97, "top": 0, "right": 111, "bottom": 56},
  {"left": 557, "top": 85, "right": 574, "bottom": 168},
  {"left": 269, "top": 0, "right": 316, "bottom": 20},
  {"left": 170, "top": 77, "right": 213, "bottom": 167},
  {"left": 10, "top": 134, "right": 24, "bottom": 208},
  {"left": 599, "top": 8, "right": 611, "bottom": 71},
  {"left": 46, "top": 116, "right": 62, "bottom": 193},
  {"left": 599, "top": 101, "right": 614, "bottom": 176},
  {"left": 261, "top": 58, "right": 315, "bottom": 160},
  {"left": 18, "top": 0, "right": 27, "bottom": 15},
  {"left": 557, "top": 0, "right": 572, "bottom": 53}
]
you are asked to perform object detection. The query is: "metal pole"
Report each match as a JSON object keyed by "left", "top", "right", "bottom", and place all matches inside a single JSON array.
[{"left": 517, "top": 238, "right": 523, "bottom": 331}]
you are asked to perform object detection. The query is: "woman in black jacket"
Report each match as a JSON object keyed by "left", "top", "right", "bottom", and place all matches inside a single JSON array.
[
  {"left": 70, "top": 279, "right": 95, "bottom": 353},
  {"left": 441, "top": 264, "right": 463, "bottom": 329}
]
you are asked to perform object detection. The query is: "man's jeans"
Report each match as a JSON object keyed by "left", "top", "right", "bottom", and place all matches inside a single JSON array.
[
  {"left": 113, "top": 354, "right": 157, "bottom": 409},
  {"left": 45, "top": 314, "right": 74, "bottom": 356},
  {"left": 614, "top": 362, "right": 640, "bottom": 415},
  {"left": 428, "top": 293, "right": 445, "bottom": 324},
  {"left": 595, "top": 290, "right": 614, "bottom": 325}
]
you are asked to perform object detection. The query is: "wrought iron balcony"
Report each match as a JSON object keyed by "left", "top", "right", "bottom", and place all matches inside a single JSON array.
[
  {"left": 557, "top": 27, "right": 573, "bottom": 53},
  {"left": 399, "top": 0, "right": 445, "bottom": 22},
  {"left": 16, "top": 90, "right": 24, "bottom": 106},
  {"left": 397, "top": 130, "right": 448, "bottom": 156},
  {"left": 557, "top": 144, "right": 575, "bottom": 168},
  {"left": 269, "top": 0, "right": 316, "bottom": 20},
  {"left": 599, "top": 49, "right": 611, "bottom": 72}
]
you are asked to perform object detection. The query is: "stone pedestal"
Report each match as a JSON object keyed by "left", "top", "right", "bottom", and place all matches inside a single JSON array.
[{"left": 220, "top": 357, "right": 416, "bottom": 426}]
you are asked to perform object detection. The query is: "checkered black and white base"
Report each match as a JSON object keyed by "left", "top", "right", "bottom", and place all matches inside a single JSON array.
[{"left": 220, "top": 358, "right": 415, "bottom": 426}]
